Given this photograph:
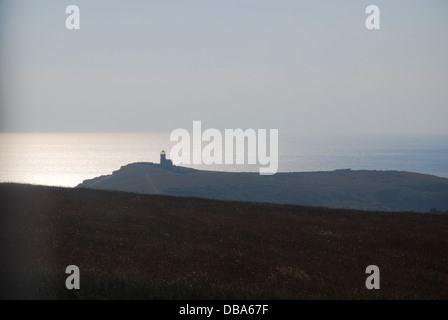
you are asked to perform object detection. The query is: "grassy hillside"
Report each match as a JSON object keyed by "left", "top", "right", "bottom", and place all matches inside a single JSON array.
[
  {"left": 77, "top": 163, "right": 448, "bottom": 212},
  {"left": 1, "top": 183, "right": 448, "bottom": 299}
]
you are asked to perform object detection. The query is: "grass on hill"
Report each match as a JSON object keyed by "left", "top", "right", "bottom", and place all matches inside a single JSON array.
[{"left": 1, "top": 183, "right": 447, "bottom": 299}]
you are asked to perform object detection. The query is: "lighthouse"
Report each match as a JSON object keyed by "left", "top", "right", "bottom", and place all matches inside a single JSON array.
[{"left": 160, "top": 150, "right": 173, "bottom": 168}]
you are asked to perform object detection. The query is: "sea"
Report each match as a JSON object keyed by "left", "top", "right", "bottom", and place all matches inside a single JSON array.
[{"left": 0, "top": 133, "right": 447, "bottom": 188}]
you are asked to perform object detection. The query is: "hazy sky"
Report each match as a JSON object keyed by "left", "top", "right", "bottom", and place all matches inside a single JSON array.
[{"left": 1, "top": 0, "right": 447, "bottom": 135}]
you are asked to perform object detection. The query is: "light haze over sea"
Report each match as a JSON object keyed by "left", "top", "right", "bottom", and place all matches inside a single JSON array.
[{"left": 1, "top": 133, "right": 447, "bottom": 188}]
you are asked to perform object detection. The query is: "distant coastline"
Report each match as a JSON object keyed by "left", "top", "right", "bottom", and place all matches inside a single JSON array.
[
  {"left": 77, "top": 160, "right": 448, "bottom": 213},
  {"left": 1, "top": 133, "right": 448, "bottom": 188}
]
